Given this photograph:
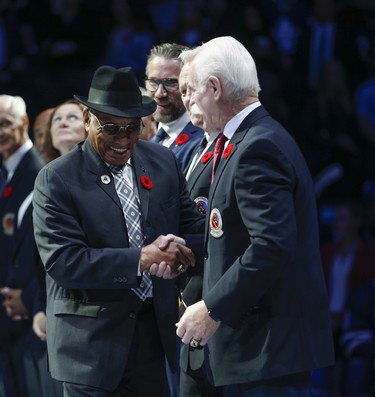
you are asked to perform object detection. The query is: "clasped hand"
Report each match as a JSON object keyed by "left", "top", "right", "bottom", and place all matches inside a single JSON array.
[
  {"left": 0, "top": 287, "right": 29, "bottom": 320},
  {"left": 140, "top": 234, "right": 195, "bottom": 279}
]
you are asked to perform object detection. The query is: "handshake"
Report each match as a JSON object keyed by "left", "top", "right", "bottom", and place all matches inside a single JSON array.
[{"left": 140, "top": 234, "right": 195, "bottom": 279}]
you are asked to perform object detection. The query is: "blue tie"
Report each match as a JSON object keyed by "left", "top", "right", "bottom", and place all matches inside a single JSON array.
[{"left": 154, "top": 128, "right": 168, "bottom": 143}]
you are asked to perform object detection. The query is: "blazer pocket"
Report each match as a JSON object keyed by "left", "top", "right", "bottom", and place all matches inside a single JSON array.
[{"left": 53, "top": 298, "right": 101, "bottom": 318}]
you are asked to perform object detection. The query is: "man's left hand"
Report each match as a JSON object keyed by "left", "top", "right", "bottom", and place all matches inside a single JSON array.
[
  {"left": 176, "top": 300, "right": 220, "bottom": 346},
  {"left": 0, "top": 287, "right": 29, "bottom": 320}
]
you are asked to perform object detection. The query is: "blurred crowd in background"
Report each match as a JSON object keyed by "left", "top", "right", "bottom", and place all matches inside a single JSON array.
[
  {"left": 1, "top": 0, "right": 375, "bottom": 220},
  {"left": 2, "top": 0, "right": 375, "bottom": 395}
]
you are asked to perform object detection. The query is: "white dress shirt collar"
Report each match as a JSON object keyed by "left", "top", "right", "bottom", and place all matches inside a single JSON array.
[
  {"left": 4, "top": 139, "right": 33, "bottom": 181},
  {"left": 157, "top": 112, "right": 191, "bottom": 147},
  {"left": 223, "top": 101, "right": 261, "bottom": 141}
]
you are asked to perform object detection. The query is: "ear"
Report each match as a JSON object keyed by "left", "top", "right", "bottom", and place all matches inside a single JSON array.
[
  {"left": 22, "top": 114, "right": 30, "bottom": 139},
  {"left": 83, "top": 109, "right": 91, "bottom": 132},
  {"left": 207, "top": 75, "right": 222, "bottom": 101}
]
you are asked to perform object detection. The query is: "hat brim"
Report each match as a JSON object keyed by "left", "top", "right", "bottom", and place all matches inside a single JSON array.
[{"left": 73, "top": 95, "right": 156, "bottom": 118}]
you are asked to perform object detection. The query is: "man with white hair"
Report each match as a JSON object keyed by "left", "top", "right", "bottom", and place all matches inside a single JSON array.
[
  {"left": 0, "top": 95, "right": 46, "bottom": 396},
  {"left": 176, "top": 36, "right": 335, "bottom": 396}
]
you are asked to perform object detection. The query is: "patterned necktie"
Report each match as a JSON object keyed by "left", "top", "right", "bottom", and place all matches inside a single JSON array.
[
  {"left": 211, "top": 133, "right": 227, "bottom": 183},
  {"left": 153, "top": 127, "right": 168, "bottom": 143},
  {"left": 109, "top": 164, "right": 152, "bottom": 300}
]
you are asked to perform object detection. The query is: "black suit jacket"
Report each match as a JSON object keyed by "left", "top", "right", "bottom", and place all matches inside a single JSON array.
[
  {"left": 202, "top": 106, "right": 334, "bottom": 386},
  {"left": 33, "top": 138, "right": 204, "bottom": 390},
  {"left": 0, "top": 147, "right": 43, "bottom": 349}
]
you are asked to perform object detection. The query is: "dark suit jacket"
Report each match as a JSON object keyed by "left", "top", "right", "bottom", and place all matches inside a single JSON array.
[
  {"left": 32, "top": 138, "right": 204, "bottom": 390},
  {"left": 152, "top": 120, "right": 204, "bottom": 171},
  {"left": 202, "top": 106, "right": 334, "bottom": 386},
  {"left": 0, "top": 147, "right": 43, "bottom": 350}
]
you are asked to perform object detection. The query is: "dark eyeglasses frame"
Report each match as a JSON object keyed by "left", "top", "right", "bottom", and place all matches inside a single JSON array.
[
  {"left": 144, "top": 78, "right": 179, "bottom": 93},
  {"left": 90, "top": 112, "right": 143, "bottom": 137}
]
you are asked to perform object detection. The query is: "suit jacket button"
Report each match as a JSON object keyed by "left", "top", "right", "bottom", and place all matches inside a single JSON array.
[
  {"left": 129, "top": 312, "right": 136, "bottom": 319},
  {"left": 204, "top": 254, "right": 208, "bottom": 260}
]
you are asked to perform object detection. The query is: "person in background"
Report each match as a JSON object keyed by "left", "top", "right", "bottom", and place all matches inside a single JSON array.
[
  {"left": 43, "top": 98, "right": 87, "bottom": 163},
  {"left": 176, "top": 36, "right": 335, "bottom": 397},
  {"left": 145, "top": 42, "right": 204, "bottom": 171},
  {"left": 32, "top": 107, "right": 55, "bottom": 163},
  {"left": 311, "top": 200, "right": 375, "bottom": 397},
  {"left": 32, "top": 65, "right": 204, "bottom": 397},
  {"left": 0, "top": 94, "right": 45, "bottom": 396}
]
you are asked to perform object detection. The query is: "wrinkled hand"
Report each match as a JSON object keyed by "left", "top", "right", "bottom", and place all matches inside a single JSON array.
[
  {"left": 0, "top": 287, "right": 29, "bottom": 320},
  {"left": 33, "top": 311, "right": 47, "bottom": 341},
  {"left": 141, "top": 234, "right": 195, "bottom": 279},
  {"left": 176, "top": 300, "right": 220, "bottom": 346}
]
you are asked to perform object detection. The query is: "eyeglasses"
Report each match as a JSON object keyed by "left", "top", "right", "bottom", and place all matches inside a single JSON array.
[
  {"left": 144, "top": 78, "right": 179, "bottom": 93},
  {"left": 90, "top": 113, "right": 142, "bottom": 137}
]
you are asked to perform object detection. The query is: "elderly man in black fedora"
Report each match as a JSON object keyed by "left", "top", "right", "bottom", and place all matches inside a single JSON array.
[{"left": 32, "top": 65, "right": 204, "bottom": 397}]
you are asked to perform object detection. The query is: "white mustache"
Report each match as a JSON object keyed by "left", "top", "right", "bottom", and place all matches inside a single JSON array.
[{"left": 190, "top": 104, "right": 203, "bottom": 117}]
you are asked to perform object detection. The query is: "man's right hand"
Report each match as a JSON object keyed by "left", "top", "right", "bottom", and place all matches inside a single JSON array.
[{"left": 140, "top": 234, "right": 195, "bottom": 278}]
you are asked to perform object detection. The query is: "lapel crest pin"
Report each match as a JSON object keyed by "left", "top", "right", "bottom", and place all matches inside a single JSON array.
[
  {"left": 194, "top": 196, "right": 208, "bottom": 216},
  {"left": 2, "top": 212, "right": 15, "bottom": 236},
  {"left": 210, "top": 208, "right": 224, "bottom": 238},
  {"left": 101, "top": 174, "right": 111, "bottom": 184}
]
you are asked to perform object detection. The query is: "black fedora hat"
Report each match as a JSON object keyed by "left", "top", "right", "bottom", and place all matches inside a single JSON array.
[{"left": 74, "top": 66, "right": 156, "bottom": 118}]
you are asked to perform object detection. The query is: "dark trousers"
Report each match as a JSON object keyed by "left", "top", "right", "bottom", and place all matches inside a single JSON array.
[
  {"left": 63, "top": 301, "right": 167, "bottom": 397},
  {"left": 180, "top": 365, "right": 220, "bottom": 397}
]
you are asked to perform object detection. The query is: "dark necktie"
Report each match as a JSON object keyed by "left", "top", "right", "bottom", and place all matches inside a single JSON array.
[
  {"left": 153, "top": 127, "right": 168, "bottom": 143},
  {"left": 0, "top": 164, "right": 8, "bottom": 196},
  {"left": 109, "top": 165, "right": 152, "bottom": 300},
  {"left": 211, "top": 133, "right": 227, "bottom": 183},
  {"left": 196, "top": 136, "right": 208, "bottom": 159}
]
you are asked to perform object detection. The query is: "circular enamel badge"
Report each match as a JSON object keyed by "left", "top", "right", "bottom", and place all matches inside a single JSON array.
[
  {"left": 210, "top": 208, "right": 223, "bottom": 238},
  {"left": 101, "top": 174, "right": 111, "bottom": 184},
  {"left": 2, "top": 212, "right": 15, "bottom": 236},
  {"left": 194, "top": 196, "right": 208, "bottom": 216}
]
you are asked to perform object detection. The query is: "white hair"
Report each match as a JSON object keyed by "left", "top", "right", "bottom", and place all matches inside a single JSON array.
[
  {"left": 180, "top": 36, "right": 261, "bottom": 102},
  {"left": 0, "top": 95, "right": 26, "bottom": 121}
]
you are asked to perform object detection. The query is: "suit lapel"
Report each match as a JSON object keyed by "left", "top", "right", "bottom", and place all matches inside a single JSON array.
[
  {"left": 206, "top": 106, "right": 270, "bottom": 244},
  {"left": 186, "top": 140, "right": 215, "bottom": 190},
  {"left": 210, "top": 106, "right": 269, "bottom": 194},
  {"left": 82, "top": 140, "right": 122, "bottom": 210},
  {"left": 131, "top": 150, "right": 150, "bottom": 222}
]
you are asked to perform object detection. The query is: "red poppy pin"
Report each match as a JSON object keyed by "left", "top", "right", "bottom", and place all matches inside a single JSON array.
[
  {"left": 140, "top": 176, "right": 152, "bottom": 190},
  {"left": 2, "top": 185, "right": 13, "bottom": 198},
  {"left": 223, "top": 144, "right": 234, "bottom": 159},
  {"left": 201, "top": 151, "right": 213, "bottom": 164},
  {"left": 175, "top": 134, "right": 189, "bottom": 145}
]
